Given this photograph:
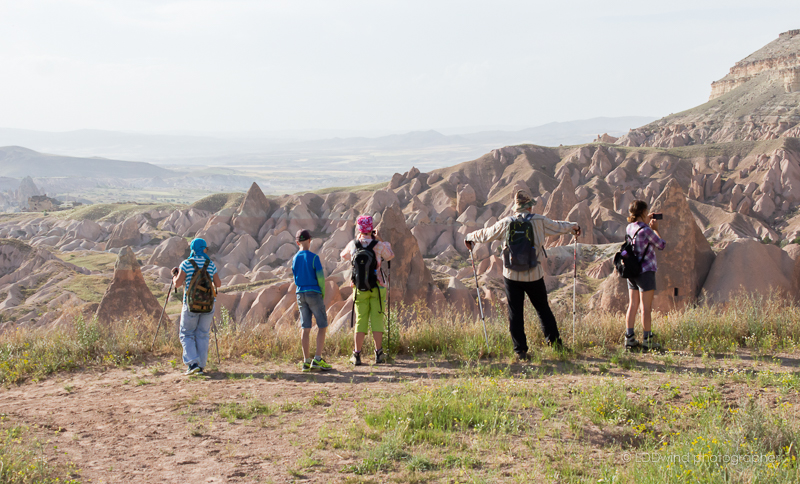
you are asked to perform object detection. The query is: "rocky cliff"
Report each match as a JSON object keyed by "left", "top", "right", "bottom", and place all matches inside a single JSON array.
[
  {"left": 2, "top": 31, "right": 800, "bottom": 328},
  {"left": 618, "top": 30, "right": 800, "bottom": 148}
]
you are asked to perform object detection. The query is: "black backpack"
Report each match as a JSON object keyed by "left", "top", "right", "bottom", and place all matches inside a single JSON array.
[
  {"left": 502, "top": 214, "right": 540, "bottom": 271},
  {"left": 187, "top": 259, "right": 215, "bottom": 313},
  {"left": 613, "top": 226, "right": 651, "bottom": 279},
  {"left": 351, "top": 240, "right": 379, "bottom": 292}
]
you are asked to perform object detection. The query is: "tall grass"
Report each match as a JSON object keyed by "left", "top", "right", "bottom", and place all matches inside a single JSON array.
[
  {"left": 0, "top": 315, "right": 151, "bottom": 384},
  {"left": 0, "top": 418, "right": 80, "bottom": 484},
  {"left": 600, "top": 398, "right": 800, "bottom": 483},
  {"left": 1, "top": 294, "right": 799, "bottom": 384}
]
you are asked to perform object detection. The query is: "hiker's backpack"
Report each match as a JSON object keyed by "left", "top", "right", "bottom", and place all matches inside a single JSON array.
[
  {"left": 502, "top": 213, "right": 540, "bottom": 271},
  {"left": 186, "top": 259, "right": 215, "bottom": 313},
  {"left": 613, "top": 226, "right": 651, "bottom": 279},
  {"left": 351, "top": 240, "right": 379, "bottom": 292}
]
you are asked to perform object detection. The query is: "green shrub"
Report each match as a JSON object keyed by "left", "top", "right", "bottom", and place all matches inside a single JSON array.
[{"left": 0, "top": 420, "right": 80, "bottom": 483}]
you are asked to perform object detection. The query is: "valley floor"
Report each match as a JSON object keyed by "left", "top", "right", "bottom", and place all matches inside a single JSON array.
[{"left": 1, "top": 350, "right": 799, "bottom": 483}]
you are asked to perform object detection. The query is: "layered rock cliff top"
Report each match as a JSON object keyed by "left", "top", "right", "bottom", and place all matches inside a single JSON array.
[{"left": 618, "top": 30, "right": 800, "bottom": 148}]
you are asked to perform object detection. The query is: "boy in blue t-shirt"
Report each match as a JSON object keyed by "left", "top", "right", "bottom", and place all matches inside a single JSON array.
[{"left": 292, "top": 229, "right": 332, "bottom": 372}]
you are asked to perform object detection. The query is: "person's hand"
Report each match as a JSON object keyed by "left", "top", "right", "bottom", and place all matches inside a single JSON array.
[
  {"left": 372, "top": 230, "right": 382, "bottom": 242},
  {"left": 464, "top": 240, "right": 474, "bottom": 251},
  {"left": 572, "top": 225, "right": 581, "bottom": 237},
  {"left": 648, "top": 216, "right": 659, "bottom": 231},
  {"left": 171, "top": 267, "right": 179, "bottom": 277}
]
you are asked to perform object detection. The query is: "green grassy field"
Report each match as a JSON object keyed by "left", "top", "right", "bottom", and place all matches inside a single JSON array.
[{"left": 0, "top": 296, "right": 798, "bottom": 482}]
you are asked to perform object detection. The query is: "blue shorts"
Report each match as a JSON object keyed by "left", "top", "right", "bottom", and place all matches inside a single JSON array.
[
  {"left": 297, "top": 291, "right": 328, "bottom": 329},
  {"left": 627, "top": 270, "right": 657, "bottom": 292}
]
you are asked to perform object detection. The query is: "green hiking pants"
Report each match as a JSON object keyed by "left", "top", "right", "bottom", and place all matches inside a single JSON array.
[{"left": 354, "top": 286, "right": 386, "bottom": 333}]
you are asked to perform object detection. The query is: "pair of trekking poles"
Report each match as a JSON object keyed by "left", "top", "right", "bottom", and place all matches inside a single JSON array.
[
  {"left": 150, "top": 280, "right": 220, "bottom": 365},
  {"left": 468, "top": 234, "right": 579, "bottom": 353}
]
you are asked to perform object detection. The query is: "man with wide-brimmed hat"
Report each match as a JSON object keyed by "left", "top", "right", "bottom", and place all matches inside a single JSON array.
[{"left": 465, "top": 191, "right": 580, "bottom": 359}]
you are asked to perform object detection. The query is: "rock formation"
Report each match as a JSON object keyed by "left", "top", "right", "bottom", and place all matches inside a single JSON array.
[
  {"left": 647, "top": 180, "right": 716, "bottom": 312},
  {"left": 95, "top": 246, "right": 168, "bottom": 325},
  {"left": 15, "top": 176, "right": 41, "bottom": 205},
  {"left": 618, "top": 31, "right": 800, "bottom": 147},
  {"left": 543, "top": 173, "right": 577, "bottom": 222},
  {"left": 231, "top": 182, "right": 272, "bottom": 238},
  {"left": 148, "top": 236, "right": 189, "bottom": 268},
  {"left": 106, "top": 217, "right": 144, "bottom": 249},
  {"left": 376, "top": 204, "right": 441, "bottom": 310},
  {"left": 701, "top": 239, "right": 794, "bottom": 305},
  {"left": 9, "top": 30, "right": 800, "bottom": 329}
]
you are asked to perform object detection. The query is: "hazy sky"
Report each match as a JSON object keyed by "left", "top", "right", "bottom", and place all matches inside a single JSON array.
[{"left": 1, "top": 0, "right": 798, "bottom": 133}]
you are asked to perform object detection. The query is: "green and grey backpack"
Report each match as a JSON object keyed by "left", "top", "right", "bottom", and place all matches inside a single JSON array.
[
  {"left": 187, "top": 259, "right": 215, "bottom": 313},
  {"left": 503, "top": 213, "right": 539, "bottom": 271}
]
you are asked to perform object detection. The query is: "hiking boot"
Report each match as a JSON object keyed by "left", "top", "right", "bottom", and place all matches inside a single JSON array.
[
  {"left": 311, "top": 357, "right": 332, "bottom": 371},
  {"left": 625, "top": 334, "right": 640, "bottom": 349},
  {"left": 515, "top": 352, "right": 530, "bottom": 361},
  {"left": 374, "top": 348, "right": 386, "bottom": 364},
  {"left": 641, "top": 334, "right": 662, "bottom": 351},
  {"left": 184, "top": 363, "right": 200, "bottom": 375},
  {"left": 349, "top": 351, "right": 362, "bottom": 366}
]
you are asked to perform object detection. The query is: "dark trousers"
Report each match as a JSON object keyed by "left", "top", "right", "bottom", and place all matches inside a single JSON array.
[{"left": 504, "top": 277, "right": 561, "bottom": 354}]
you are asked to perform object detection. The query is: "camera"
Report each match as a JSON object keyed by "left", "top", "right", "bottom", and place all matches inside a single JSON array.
[{"left": 652, "top": 213, "right": 663, "bottom": 220}]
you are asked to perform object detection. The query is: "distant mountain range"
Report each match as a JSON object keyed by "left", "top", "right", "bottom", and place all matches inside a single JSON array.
[
  {"left": 0, "top": 117, "right": 656, "bottom": 165},
  {"left": 0, "top": 146, "right": 174, "bottom": 178}
]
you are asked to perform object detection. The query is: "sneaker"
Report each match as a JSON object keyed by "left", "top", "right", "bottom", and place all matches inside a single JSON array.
[
  {"left": 301, "top": 360, "right": 313, "bottom": 372},
  {"left": 625, "top": 334, "right": 640, "bottom": 349},
  {"left": 184, "top": 363, "right": 200, "bottom": 375},
  {"left": 311, "top": 357, "right": 332, "bottom": 371},
  {"left": 374, "top": 348, "right": 386, "bottom": 364},
  {"left": 641, "top": 334, "right": 662, "bottom": 351},
  {"left": 196, "top": 367, "right": 205, "bottom": 375},
  {"left": 349, "top": 351, "right": 362, "bottom": 366}
]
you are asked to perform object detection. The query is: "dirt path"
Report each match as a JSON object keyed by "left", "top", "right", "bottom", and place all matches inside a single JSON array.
[
  {"left": 1, "top": 352, "right": 797, "bottom": 483},
  {"left": 0, "top": 357, "right": 467, "bottom": 483}
]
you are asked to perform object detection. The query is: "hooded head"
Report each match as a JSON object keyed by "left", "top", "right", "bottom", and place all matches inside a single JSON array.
[
  {"left": 513, "top": 190, "right": 536, "bottom": 212},
  {"left": 356, "top": 215, "right": 374, "bottom": 235},
  {"left": 189, "top": 238, "right": 208, "bottom": 259}
]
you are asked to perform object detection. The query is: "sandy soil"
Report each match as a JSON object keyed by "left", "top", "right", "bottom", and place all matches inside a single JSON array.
[{"left": 1, "top": 352, "right": 798, "bottom": 483}]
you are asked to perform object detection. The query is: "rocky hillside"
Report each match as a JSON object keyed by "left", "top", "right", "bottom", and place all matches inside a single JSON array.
[
  {"left": 2, "top": 134, "right": 799, "bottom": 331},
  {"left": 2, "top": 30, "right": 800, "bottom": 332},
  {"left": 0, "top": 146, "right": 173, "bottom": 178},
  {"left": 618, "top": 30, "right": 800, "bottom": 148}
]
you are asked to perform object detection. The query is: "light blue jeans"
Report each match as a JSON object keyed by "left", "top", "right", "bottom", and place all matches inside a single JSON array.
[
  {"left": 297, "top": 291, "right": 328, "bottom": 329},
  {"left": 179, "top": 304, "right": 214, "bottom": 368}
]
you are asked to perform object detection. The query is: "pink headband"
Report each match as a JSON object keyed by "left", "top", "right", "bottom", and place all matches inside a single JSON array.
[{"left": 356, "top": 215, "right": 373, "bottom": 234}]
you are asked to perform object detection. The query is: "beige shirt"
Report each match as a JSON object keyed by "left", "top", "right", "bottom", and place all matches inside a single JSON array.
[
  {"left": 340, "top": 236, "right": 395, "bottom": 286},
  {"left": 465, "top": 212, "right": 577, "bottom": 282}
]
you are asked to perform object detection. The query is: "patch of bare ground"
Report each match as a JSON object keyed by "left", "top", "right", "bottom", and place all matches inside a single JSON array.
[{"left": 1, "top": 350, "right": 798, "bottom": 483}]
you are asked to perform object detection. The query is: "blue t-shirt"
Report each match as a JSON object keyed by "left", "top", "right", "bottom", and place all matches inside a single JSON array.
[
  {"left": 179, "top": 256, "right": 218, "bottom": 303},
  {"left": 292, "top": 250, "right": 323, "bottom": 294}
]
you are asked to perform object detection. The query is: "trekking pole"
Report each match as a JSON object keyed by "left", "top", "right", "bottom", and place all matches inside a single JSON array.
[
  {"left": 469, "top": 246, "right": 490, "bottom": 354},
  {"left": 211, "top": 315, "right": 221, "bottom": 366},
  {"left": 573, "top": 234, "right": 578, "bottom": 347},
  {"left": 350, "top": 289, "right": 356, "bottom": 328},
  {"left": 386, "top": 261, "right": 391, "bottom": 353},
  {"left": 150, "top": 280, "right": 173, "bottom": 351}
]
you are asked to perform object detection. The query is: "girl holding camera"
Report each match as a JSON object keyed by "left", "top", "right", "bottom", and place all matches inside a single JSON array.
[{"left": 624, "top": 200, "right": 666, "bottom": 350}]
